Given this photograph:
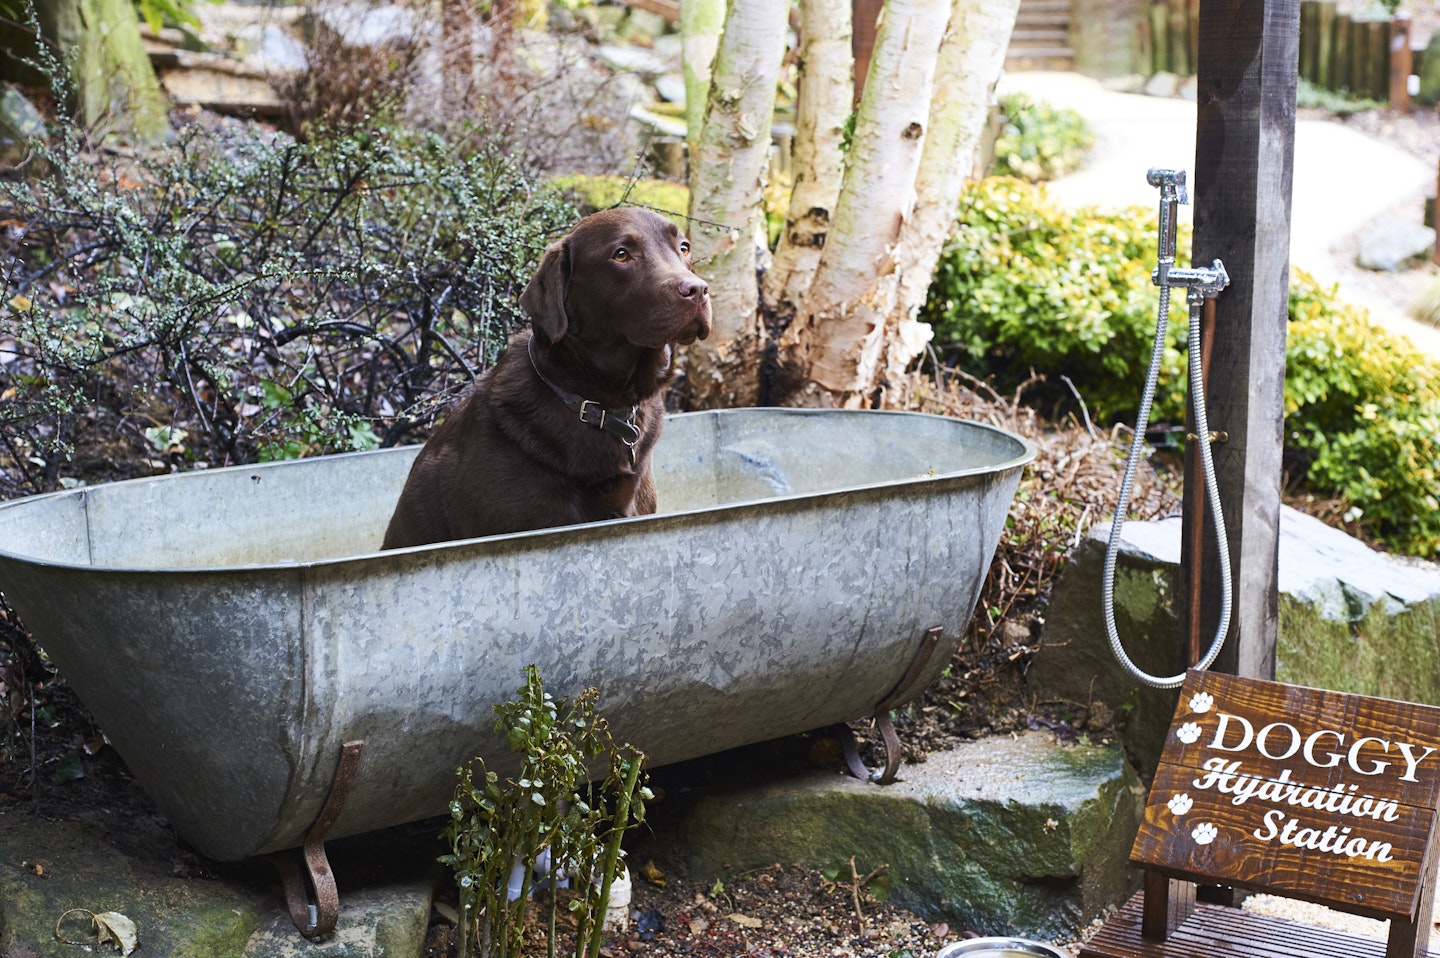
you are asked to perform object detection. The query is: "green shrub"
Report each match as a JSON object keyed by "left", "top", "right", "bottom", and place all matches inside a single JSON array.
[
  {"left": 0, "top": 114, "right": 575, "bottom": 496},
  {"left": 1295, "top": 78, "right": 1381, "bottom": 116},
  {"left": 990, "top": 92, "right": 1094, "bottom": 182},
  {"left": 1285, "top": 270, "right": 1440, "bottom": 554},
  {"left": 923, "top": 178, "right": 1440, "bottom": 556},
  {"left": 922, "top": 176, "right": 1185, "bottom": 423}
]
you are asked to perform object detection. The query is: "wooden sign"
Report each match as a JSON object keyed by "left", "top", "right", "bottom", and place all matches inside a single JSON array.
[{"left": 1131, "top": 670, "right": 1440, "bottom": 921}]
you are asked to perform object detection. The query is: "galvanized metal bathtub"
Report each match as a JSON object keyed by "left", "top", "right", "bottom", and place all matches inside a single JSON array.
[{"left": 0, "top": 408, "right": 1033, "bottom": 862}]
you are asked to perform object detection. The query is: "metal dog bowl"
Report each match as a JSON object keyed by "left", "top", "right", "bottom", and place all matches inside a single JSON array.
[{"left": 936, "top": 939, "right": 1070, "bottom": 958}]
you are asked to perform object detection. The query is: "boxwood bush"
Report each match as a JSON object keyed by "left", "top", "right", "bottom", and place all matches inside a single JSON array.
[
  {"left": 924, "top": 177, "right": 1440, "bottom": 557},
  {"left": 990, "top": 92, "right": 1094, "bottom": 182},
  {"left": 1286, "top": 270, "right": 1440, "bottom": 554},
  {"left": 922, "top": 176, "right": 1185, "bottom": 424}
]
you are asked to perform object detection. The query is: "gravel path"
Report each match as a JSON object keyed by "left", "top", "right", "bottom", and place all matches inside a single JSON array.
[{"left": 999, "top": 71, "right": 1440, "bottom": 357}]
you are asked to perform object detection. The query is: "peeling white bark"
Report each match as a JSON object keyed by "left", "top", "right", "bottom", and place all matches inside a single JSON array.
[
  {"left": 881, "top": 0, "right": 1021, "bottom": 392},
  {"left": 684, "top": 0, "right": 790, "bottom": 408},
  {"left": 762, "top": 0, "right": 853, "bottom": 316},
  {"left": 779, "top": 0, "right": 951, "bottom": 401},
  {"left": 681, "top": 0, "right": 727, "bottom": 150}
]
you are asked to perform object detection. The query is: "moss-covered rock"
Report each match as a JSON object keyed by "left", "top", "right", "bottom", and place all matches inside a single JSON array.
[
  {"left": 0, "top": 815, "right": 262, "bottom": 958},
  {"left": 678, "top": 732, "right": 1142, "bottom": 941}
]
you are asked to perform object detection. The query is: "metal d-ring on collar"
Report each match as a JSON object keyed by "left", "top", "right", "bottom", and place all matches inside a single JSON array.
[{"left": 527, "top": 336, "right": 642, "bottom": 460}]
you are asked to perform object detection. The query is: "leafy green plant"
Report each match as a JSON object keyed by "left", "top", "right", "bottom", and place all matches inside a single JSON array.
[
  {"left": 990, "top": 92, "right": 1094, "bottom": 182},
  {"left": 441, "top": 665, "right": 650, "bottom": 958},
  {"left": 1285, "top": 269, "right": 1440, "bottom": 554},
  {"left": 134, "top": 0, "right": 221, "bottom": 35},
  {"left": 1296, "top": 78, "right": 1381, "bottom": 116},
  {"left": 922, "top": 176, "right": 1184, "bottom": 423}
]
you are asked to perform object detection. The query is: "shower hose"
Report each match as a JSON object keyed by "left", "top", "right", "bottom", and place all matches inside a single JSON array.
[{"left": 1100, "top": 245, "right": 1233, "bottom": 690}]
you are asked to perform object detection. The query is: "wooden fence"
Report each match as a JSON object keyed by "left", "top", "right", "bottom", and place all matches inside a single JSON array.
[
  {"left": 1298, "top": 1, "right": 1423, "bottom": 103},
  {"left": 1141, "top": 0, "right": 1425, "bottom": 106},
  {"left": 1137, "top": 0, "right": 1200, "bottom": 78}
]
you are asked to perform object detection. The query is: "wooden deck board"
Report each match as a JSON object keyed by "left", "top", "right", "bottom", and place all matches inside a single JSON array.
[{"left": 1079, "top": 892, "right": 1440, "bottom": 958}]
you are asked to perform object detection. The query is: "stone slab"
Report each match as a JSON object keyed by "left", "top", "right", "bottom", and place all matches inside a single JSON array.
[{"left": 677, "top": 731, "right": 1143, "bottom": 940}]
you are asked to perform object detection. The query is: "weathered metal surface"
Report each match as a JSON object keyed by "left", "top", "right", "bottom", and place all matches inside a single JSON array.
[{"left": 0, "top": 408, "right": 1033, "bottom": 861}]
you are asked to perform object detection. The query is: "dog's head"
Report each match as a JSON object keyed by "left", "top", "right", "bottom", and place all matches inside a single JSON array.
[{"left": 520, "top": 208, "right": 712, "bottom": 349}]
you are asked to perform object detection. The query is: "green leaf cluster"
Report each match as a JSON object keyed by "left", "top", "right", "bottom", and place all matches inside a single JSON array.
[
  {"left": 990, "top": 92, "right": 1095, "bottom": 183},
  {"left": 134, "top": 0, "right": 221, "bottom": 35},
  {"left": 441, "top": 665, "right": 649, "bottom": 958},
  {"left": 922, "top": 176, "right": 1184, "bottom": 424}
]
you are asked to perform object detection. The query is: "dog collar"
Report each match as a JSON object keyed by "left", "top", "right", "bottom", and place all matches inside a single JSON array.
[{"left": 527, "top": 337, "right": 642, "bottom": 457}]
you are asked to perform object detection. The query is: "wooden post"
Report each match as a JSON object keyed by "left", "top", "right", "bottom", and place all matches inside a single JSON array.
[
  {"left": 1364, "top": 17, "right": 1389, "bottom": 100},
  {"left": 1183, "top": 0, "right": 1297, "bottom": 681},
  {"left": 1391, "top": 12, "right": 1412, "bottom": 112},
  {"left": 1169, "top": 0, "right": 1190, "bottom": 75},
  {"left": 1151, "top": 4, "right": 1169, "bottom": 73}
]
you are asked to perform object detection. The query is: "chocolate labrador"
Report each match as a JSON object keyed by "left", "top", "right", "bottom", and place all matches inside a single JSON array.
[{"left": 382, "top": 208, "right": 712, "bottom": 549}]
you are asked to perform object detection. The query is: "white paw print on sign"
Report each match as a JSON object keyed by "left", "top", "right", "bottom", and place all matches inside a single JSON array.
[
  {"left": 1188, "top": 691, "right": 1214, "bottom": 714},
  {"left": 1192, "top": 822, "right": 1218, "bottom": 846},
  {"left": 1167, "top": 793, "right": 1193, "bottom": 816},
  {"left": 1175, "top": 721, "right": 1202, "bottom": 744}
]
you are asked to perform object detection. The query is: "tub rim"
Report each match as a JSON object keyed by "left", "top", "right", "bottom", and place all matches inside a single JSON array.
[{"left": 0, "top": 407, "right": 1036, "bottom": 575}]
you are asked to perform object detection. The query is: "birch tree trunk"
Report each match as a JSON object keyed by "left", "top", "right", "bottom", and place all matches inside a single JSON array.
[
  {"left": 680, "top": 0, "right": 727, "bottom": 152},
  {"left": 680, "top": 0, "right": 1020, "bottom": 409},
  {"left": 877, "top": 0, "right": 1021, "bottom": 398},
  {"left": 760, "top": 0, "right": 852, "bottom": 317},
  {"left": 683, "top": 0, "right": 790, "bottom": 408},
  {"left": 1, "top": 0, "right": 173, "bottom": 142},
  {"left": 773, "top": 0, "right": 952, "bottom": 406}
]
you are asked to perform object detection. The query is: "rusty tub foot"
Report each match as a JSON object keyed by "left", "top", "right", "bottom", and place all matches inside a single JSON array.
[
  {"left": 837, "top": 712, "right": 904, "bottom": 784},
  {"left": 271, "top": 740, "right": 365, "bottom": 938},
  {"left": 837, "top": 626, "right": 944, "bottom": 785}
]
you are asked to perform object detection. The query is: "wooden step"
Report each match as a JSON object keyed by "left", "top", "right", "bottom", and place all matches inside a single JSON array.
[
  {"left": 1017, "top": 0, "right": 1069, "bottom": 13},
  {"left": 1080, "top": 891, "right": 1440, "bottom": 958},
  {"left": 1011, "top": 27, "right": 1070, "bottom": 44},
  {"left": 1004, "top": 53, "right": 1077, "bottom": 71}
]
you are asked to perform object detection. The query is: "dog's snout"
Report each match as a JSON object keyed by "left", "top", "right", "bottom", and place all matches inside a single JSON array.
[{"left": 679, "top": 277, "right": 709, "bottom": 301}]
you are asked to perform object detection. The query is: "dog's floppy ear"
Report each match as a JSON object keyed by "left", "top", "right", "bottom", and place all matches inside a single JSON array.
[{"left": 520, "top": 238, "right": 570, "bottom": 342}]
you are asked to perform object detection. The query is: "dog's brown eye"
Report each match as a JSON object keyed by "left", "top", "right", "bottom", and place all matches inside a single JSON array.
[
  {"left": 679, "top": 241, "right": 691, "bottom": 256},
  {"left": 612, "top": 248, "right": 629, "bottom": 262}
]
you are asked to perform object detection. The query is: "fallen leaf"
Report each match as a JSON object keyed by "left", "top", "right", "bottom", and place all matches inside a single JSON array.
[
  {"left": 94, "top": 911, "right": 138, "bottom": 955},
  {"left": 51, "top": 749, "right": 85, "bottom": 783},
  {"left": 433, "top": 902, "right": 459, "bottom": 925},
  {"left": 729, "top": 914, "right": 763, "bottom": 929},
  {"left": 639, "top": 859, "right": 666, "bottom": 886}
]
